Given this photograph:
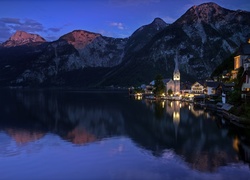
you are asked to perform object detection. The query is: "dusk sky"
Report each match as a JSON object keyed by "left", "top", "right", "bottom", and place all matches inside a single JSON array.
[{"left": 1, "top": 0, "right": 250, "bottom": 42}]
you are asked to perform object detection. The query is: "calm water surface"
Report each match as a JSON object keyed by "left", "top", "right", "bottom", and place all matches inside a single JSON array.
[{"left": 0, "top": 89, "right": 250, "bottom": 180}]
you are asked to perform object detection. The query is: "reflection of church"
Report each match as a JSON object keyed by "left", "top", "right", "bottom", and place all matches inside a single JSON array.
[
  {"left": 166, "top": 52, "right": 180, "bottom": 95},
  {"left": 165, "top": 101, "right": 180, "bottom": 139}
]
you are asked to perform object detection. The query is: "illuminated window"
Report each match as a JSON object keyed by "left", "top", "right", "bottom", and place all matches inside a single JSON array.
[{"left": 234, "top": 56, "right": 241, "bottom": 70}]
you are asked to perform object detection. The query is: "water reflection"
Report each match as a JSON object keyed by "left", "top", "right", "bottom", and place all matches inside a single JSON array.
[
  {"left": 141, "top": 98, "right": 250, "bottom": 172},
  {"left": 5, "top": 128, "right": 45, "bottom": 145},
  {"left": 0, "top": 89, "right": 250, "bottom": 175}
]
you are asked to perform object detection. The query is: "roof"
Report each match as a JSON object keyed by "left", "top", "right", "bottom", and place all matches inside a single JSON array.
[
  {"left": 223, "top": 83, "right": 235, "bottom": 87},
  {"left": 205, "top": 81, "right": 220, "bottom": 88},
  {"left": 150, "top": 78, "right": 172, "bottom": 85},
  {"left": 191, "top": 81, "right": 204, "bottom": 87},
  {"left": 236, "top": 43, "right": 250, "bottom": 55},
  {"left": 163, "top": 78, "right": 172, "bottom": 84},
  {"left": 222, "top": 103, "right": 234, "bottom": 111}
]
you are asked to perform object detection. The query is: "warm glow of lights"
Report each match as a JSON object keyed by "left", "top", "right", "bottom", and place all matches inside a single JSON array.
[
  {"left": 233, "top": 136, "right": 239, "bottom": 152},
  {"left": 162, "top": 101, "right": 165, "bottom": 108},
  {"left": 188, "top": 105, "right": 191, "bottom": 110},
  {"left": 170, "top": 102, "right": 173, "bottom": 107},
  {"left": 135, "top": 93, "right": 142, "bottom": 100},
  {"left": 234, "top": 55, "right": 241, "bottom": 69},
  {"left": 173, "top": 111, "right": 180, "bottom": 124},
  {"left": 180, "top": 103, "right": 182, "bottom": 108}
]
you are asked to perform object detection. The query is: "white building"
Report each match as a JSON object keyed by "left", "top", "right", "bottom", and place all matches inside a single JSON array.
[
  {"left": 191, "top": 82, "right": 204, "bottom": 94},
  {"left": 165, "top": 51, "right": 180, "bottom": 96}
]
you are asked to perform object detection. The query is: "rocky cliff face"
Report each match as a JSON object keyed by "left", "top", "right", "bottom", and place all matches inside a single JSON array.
[
  {"left": 2, "top": 31, "right": 46, "bottom": 47},
  {"left": 102, "top": 2, "right": 250, "bottom": 86},
  {"left": 60, "top": 30, "right": 127, "bottom": 67},
  {"left": 125, "top": 18, "right": 169, "bottom": 53},
  {"left": 0, "top": 3, "right": 250, "bottom": 87}
]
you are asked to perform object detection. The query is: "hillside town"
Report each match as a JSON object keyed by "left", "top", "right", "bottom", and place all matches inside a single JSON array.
[{"left": 129, "top": 39, "right": 250, "bottom": 121}]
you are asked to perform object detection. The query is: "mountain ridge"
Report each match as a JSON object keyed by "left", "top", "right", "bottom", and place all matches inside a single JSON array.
[
  {"left": 2, "top": 31, "right": 46, "bottom": 47},
  {"left": 0, "top": 3, "right": 250, "bottom": 87}
]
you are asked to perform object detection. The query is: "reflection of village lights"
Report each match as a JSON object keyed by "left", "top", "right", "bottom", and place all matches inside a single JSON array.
[
  {"left": 173, "top": 111, "right": 180, "bottom": 124},
  {"left": 206, "top": 112, "right": 211, "bottom": 119},
  {"left": 189, "top": 105, "right": 191, "bottom": 110},
  {"left": 180, "top": 103, "right": 182, "bottom": 108},
  {"left": 161, "top": 101, "right": 165, "bottom": 108},
  {"left": 170, "top": 102, "right": 173, "bottom": 107},
  {"left": 135, "top": 93, "right": 142, "bottom": 100}
]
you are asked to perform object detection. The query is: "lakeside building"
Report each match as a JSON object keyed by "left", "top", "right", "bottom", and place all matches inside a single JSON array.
[
  {"left": 232, "top": 39, "right": 250, "bottom": 79},
  {"left": 191, "top": 82, "right": 204, "bottom": 94},
  {"left": 166, "top": 52, "right": 180, "bottom": 96},
  {"left": 231, "top": 39, "right": 250, "bottom": 100}
]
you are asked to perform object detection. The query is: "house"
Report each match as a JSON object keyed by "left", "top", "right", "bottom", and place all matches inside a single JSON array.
[
  {"left": 204, "top": 81, "right": 221, "bottom": 96},
  {"left": 180, "top": 82, "right": 192, "bottom": 96},
  {"left": 191, "top": 81, "right": 204, "bottom": 94},
  {"left": 232, "top": 39, "right": 250, "bottom": 79},
  {"left": 222, "top": 83, "right": 235, "bottom": 94},
  {"left": 220, "top": 83, "right": 235, "bottom": 103},
  {"left": 241, "top": 69, "right": 250, "bottom": 100}
]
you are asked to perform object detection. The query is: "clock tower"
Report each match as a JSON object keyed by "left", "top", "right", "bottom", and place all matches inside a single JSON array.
[{"left": 173, "top": 52, "right": 180, "bottom": 94}]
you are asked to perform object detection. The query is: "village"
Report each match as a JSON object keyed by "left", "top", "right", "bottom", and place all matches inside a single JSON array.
[{"left": 129, "top": 39, "right": 250, "bottom": 123}]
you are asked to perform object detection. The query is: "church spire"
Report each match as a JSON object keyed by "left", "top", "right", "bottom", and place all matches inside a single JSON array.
[
  {"left": 174, "top": 51, "right": 179, "bottom": 72},
  {"left": 173, "top": 51, "right": 180, "bottom": 81}
]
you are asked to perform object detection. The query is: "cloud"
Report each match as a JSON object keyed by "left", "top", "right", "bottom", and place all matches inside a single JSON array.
[
  {"left": 48, "top": 27, "right": 62, "bottom": 32},
  {"left": 0, "top": 18, "right": 22, "bottom": 25},
  {"left": 0, "top": 17, "right": 45, "bottom": 33},
  {"left": 0, "top": 17, "right": 63, "bottom": 42},
  {"left": 110, "top": 22, "right": 124, "bottom": 30}
]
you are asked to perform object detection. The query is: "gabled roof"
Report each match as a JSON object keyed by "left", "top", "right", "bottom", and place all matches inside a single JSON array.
[
  {"left": 150, "top": 78, "right": 172, "bottom": 85},
  {"left": 163, "top": 78, "right": 172, "bottom": 84},
  {"left": 205, "top": 81, "right": 220, "bottom": 88},
  {"left": 191, "top": 81, "right": 204, "bottom": 87}
]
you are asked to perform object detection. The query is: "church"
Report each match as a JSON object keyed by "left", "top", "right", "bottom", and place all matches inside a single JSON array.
[{"left": 165, "top": 52, "right": 180, "bottom": 96}]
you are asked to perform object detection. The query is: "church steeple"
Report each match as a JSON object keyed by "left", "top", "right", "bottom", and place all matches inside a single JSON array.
[{"left": 173, "top": 51, "right": 180, "bottom": 81}]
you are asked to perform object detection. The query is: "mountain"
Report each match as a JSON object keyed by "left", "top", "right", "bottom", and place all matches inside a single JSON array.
[
  {"left": 125, "top": 18, "right": 169, "bottom": 53},
  {"left": 0, "top": 3, "right": 250, "bottom": 87},
  {"left": 100, "top": 2, "right": 250, "bottom": 86},
  {"left": 2, "top": 31, "right": 46, "bottom": 47},
  {"left": 59, "top": 30, "right": 127, "bottom": 67}
]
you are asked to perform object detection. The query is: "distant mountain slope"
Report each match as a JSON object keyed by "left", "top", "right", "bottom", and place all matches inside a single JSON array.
[
  {"left": 0, "top": 3, "right": 250, "bottom": 87},
  {"left": 2, "top": 31, "right": 46, "bottom": 47},
  {"left": 99, "top": 2, "right": 250, "bottom": 86},
  {"left": 59, "top": 30, "right": 127, "bottom": 67},
  {"left": 125, "top": 18, "right": 168, "bottom": 54}
]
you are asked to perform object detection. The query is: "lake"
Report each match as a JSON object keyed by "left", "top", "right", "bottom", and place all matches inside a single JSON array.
[{"left": 0, "top": 89, "right": 250, "bottom": 180}]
